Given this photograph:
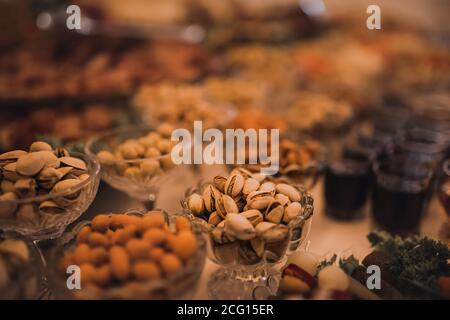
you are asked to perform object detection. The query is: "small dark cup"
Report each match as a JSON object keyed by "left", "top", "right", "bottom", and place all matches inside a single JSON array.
[
  {"left": 371, "top": 157, "right": 433, "bottom": 236},
  {"left": 325, "top": 154, "right": 371, "bottom": 221},
  {"left": 439, "top": 159, "right": 450, "bottom": 217}
]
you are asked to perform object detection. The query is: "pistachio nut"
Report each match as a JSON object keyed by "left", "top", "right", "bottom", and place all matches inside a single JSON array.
[
  {"left": 255, "top": 222, "right": 289, "bottom": 243},
  {"left": 187, "top": 193, "right": 205, "bottom": 216},
  {"left": 215, "top": 194, "right": 239, "bottom": 219},
  {"left": 2, "top": 163, "right": 20, "bottom": 181},
  {"left": 224, "top": 213, "right": 256, "bottom": 240},
  {"left": 241, "top": 209, "right": 264, "bottom": 226},
  {"left": 250, "top": 237, "right": 265, "bottom": 257},
  {"left": 39, "top": 200, "right": 66, "bottom": 215},
  {"left": 275, "top": 193, "right": 291, "bottom": 207},
  {"left": 14, "top": 179, "right": 37, "bottom": 198},
  {"left": 224, "top": 174, "right": 245, "bottom": 197},
  {"left": 246, "top": 190, "right": 274, "bottom": 210},
  {"left": 233, "top": 195, "right": 247, "bottom": 212},
  {"left": 51, "top": 179, "right": 82, "bottom": 206},
  {"left": 37, "top": 167, "right": 69, "bottom": 189},
  {"left": 283, "top": 202, "right": 302, "bottom": 223},
  {"left": 265, "top": 201, "right": 284, "bottom": 224},
  {"left": 213, "top": 176, "right": 227, "bottom": 193},
  {"left": 54, "top": 147, "right": 70, "bottom": 158},
  {"left": 276, "top": 183, "right": 301, "bottom": 202},
  {"left": 35, "top": 151, "right": 60, "bottom": 169},
  {"left": 16, "top": 204, "right": 38, "bottom": 223},
  {"left": 16, "top": 152, "right": 45, "bottom": 176},
  {"left": 211, "top": 226, "right": 234, "bottom": 244},
  {"left": 230, "top": 167, "right": 254, "bottom": 179},
  {"left": 0, "top": 192, "right": 18, "bottom": 219},
  {"left": 242, "top": 178, "right": 260, "bottom": 195},
  {"left": 0, "top": 150, "right": 27, "bottom": 167},
  {"left": 202, "top": 185, "right": 221, "bottom": 212},
  {"left": 1, "top": 180, "right": 15, "bottom": 193},
  {"left": 29, "top": 141, "right": 52, "bottom": 152},
  {"left": 78, "top": 173, "right": 90, "bottom": 181},
  {"left": 0, "top": 239, "right": 29, "bottom": 263},
  {"left": 259, "top": 182, "right": 276, "bottom": 195},
  {"left": 60, "top": 156, "right": 87, "bottom": 175},
  {"left": 208, "top": 211, "right": 223, "bottom": 226}
]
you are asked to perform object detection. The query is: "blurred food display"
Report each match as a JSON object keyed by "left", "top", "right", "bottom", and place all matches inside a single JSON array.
[{"left": 0, "top": 0, "right": 448, "bottom": 301}]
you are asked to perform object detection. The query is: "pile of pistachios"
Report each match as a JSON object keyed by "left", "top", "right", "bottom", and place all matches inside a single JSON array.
[
  {"left": 0, "top": 141, "right": 90, "bottom": 224},
  {"left": 95, "top": 124, "right": 175, "bottom": 183},
  {"left": 185, "top": 168, "right": 309, "bottom": 265}
]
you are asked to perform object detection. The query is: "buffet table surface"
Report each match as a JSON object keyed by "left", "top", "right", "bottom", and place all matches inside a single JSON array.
[{"left": 78, "top": 165, "right": 446, "bottom": 299}]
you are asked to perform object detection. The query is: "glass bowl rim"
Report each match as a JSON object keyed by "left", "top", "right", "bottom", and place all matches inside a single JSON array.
[
  {"left": 0, "top": 152, "right": 100, "bottom": 205},
  {"left": 84, "top": 126, "right": 176, "bottom": 165}
]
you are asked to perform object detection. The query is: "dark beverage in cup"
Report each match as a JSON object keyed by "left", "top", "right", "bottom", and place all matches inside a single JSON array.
[
  {"left": 371, "top": 158, "right": 432, "bottom": 235},
  {"left": 325, "top": 153, "right": 371, "bottom": 221}
]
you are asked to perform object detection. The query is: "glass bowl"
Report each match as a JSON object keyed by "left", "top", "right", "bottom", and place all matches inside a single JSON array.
[
  {"left": 133, "top": 83, "right": 237, "bottom": 130},
  {"left": 181, "top": 179, "right": 314, "bottom": 299},
  {"left": 85, "top": 127, "right": 182, "bottom": 209},
  {"left": 48, "top": 209, "right": 206, "bottom": 300},
  {"left": 228, "top": 135, "right": 326, "bottom": 190},
  {"left": 0, "top": 152, "right": 100, "bottom": 240},
  {"left": 0, "top": 235, "right": 44, "bottom": 299}
]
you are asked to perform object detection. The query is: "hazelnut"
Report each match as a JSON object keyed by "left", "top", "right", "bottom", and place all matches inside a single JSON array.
[
  {"left": 89, "top": 232, "right": 109, "bottom": 248},
  {"left": 132, "top": 261, "right": 161, "bottom": 280},
  {"left": 93, "top": 265, "right": 112, "bottom": 287},
  {"left": 89, "top": 247, "right": 109, "bottom": 266},
  {"left": 175, "top": 216, "right": 191, "bottom": 232},
  {"left": 148, "top": 247, "right": 165, "bottom": 262},
  {"left": 143, "top": 228, "right": 166, "bottom": 246},
  {"left": 125, "top": 239, "right": 151, "bottom": 260},
  {"left": 76, "top": 226, "right": 92, "bottom": 244},
  {"left": 110, "top": 246, "right": 131, "bottom": 282},
  {"left": 79, "top": 263, "right": 96, "bottom": 286},
  {"left": 160, "top": 253, "right": 182, "bottom": 275},
  {"left": 169, "top": 231, "right": 198, "bottom": 261},
  {"left": 74, "top": 243, "right": 91, "bottom": 265},
  {"left": 91, "top": 215, "right": 111, "bottom": 233},
  {"left": 140, "top": 213, "right": 165, "bottom": 231}
]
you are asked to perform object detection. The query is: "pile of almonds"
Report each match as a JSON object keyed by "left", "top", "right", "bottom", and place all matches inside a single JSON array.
[
  {"left": 95, "top": 124, "right": 175, "bottom": 183},
  {"left": 0, "top": 141, "right": 90, "bottom": 224},
  {"left": 185, "top": 168, "right": 311, "bottom": 265},
  {"left": 58, "top": 211, "right": 200, "bottom": 298}
]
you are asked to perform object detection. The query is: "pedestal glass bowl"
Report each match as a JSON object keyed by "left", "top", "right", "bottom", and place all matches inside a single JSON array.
[
  {"left": 182, "top": 180, "right": 314, "bottom": 299},
  {"left": 85, "top": 127, "right": 181, "bottom": 209}
]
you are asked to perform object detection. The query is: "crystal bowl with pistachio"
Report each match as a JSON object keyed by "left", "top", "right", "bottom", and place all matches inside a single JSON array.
[
  {"left": 181, "top": 168, "right": 314, "bottom": 298},
  {"left": 85, "top": 125, "right": 180, "bottom": 204},
  {"left": 0, "top": 141, "right": 101, "bottom": 240}
]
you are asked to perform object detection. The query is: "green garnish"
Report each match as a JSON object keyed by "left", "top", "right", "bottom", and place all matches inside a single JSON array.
[{"left": 368, "top": 231, "right": 450, "bottom": 298}]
